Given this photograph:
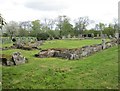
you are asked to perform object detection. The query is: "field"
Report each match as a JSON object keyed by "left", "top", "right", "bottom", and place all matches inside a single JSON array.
[{"left": 1, "top": 39, "right": 118, "bottom": 89}]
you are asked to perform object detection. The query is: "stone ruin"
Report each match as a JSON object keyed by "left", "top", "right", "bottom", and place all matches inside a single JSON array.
[
  {"left": 11, "top": 41, "right": 44, "bottom": 50},
  {"left": 1, "top": 37, "right": 44, "bottom": 50},
  {"left": 35, "top": 39, "right": 118, "bottom": 60},
  {"left": 0, "top": 52, "right": 27, "bottom": 66}
]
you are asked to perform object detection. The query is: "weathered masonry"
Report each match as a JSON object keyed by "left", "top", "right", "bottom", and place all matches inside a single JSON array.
[{"left": 35, "top": 39, "right": 118, "bottom": 60}]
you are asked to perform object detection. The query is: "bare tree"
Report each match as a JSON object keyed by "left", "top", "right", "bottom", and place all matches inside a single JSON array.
[
  {"left": 19, "top": 21, "right": 32, "bottom": 30},
  {"left": 5, "top": 21, "right": 19, "bottom": 39},
  {"left": 0, "top": 14, "right": 6, "bottom": 29},
  {"left": 74, "top": 16, "right": 90, "bottom": 34},
  {"left": 94, "top": 24, "right": 100, "bottom": 31},
  {"left": 41, "top": 18, "right": 55, "bottom": 31},
  {"left": 56, "top": 15, "right": 70, "bottom": 30}
]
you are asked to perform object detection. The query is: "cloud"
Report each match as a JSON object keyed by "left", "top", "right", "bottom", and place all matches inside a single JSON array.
[
  {"left": 0, "top": 0, "right": 118, "bottom": 24},
  {"left": 24, "top": 0, "right": 67, "bottom": 11}
]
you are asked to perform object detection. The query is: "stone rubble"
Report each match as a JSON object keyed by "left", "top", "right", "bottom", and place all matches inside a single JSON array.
[
  {"left": 0, "top": 52, "right": 27, "bottom": 66},
  {"left": 12, "top": 41, "right": 44, "bottom": 50}
]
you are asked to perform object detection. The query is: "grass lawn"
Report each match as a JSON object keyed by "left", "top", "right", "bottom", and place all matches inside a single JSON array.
[
  {"left": 40, "top": 39, "right": 110, "bottom": 49},
  {"left": 1, "top": 39, "right": 110, "bottom": 49},
  {"left": 2, "top": 45, "right": 118, "bottom": 89},
  {"left": 0, "top": 43, "right": 13, "bottom": 48}
]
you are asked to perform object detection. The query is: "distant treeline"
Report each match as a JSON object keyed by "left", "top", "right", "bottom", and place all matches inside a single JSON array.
[{"left": 1, "top": 15, "right": 118, "bottom": 40}]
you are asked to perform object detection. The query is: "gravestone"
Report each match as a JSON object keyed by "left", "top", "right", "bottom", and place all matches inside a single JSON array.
[
  {"left": 91, "top": 33, "right": 94, "bottom": 38},
  {"left": 97, "top": 34, "right": 100, "bottom": 38},
  {"left": 47, "top": 37, "right": 50, "bottom": 40},
  {"left": 30, "top": 38, "right": 34, "bottom": 42},
  {"left": 62, "top": 36, "right": 66, "bottom": 39},
  {"left": 78, "top": 34, "right": 82, "bottom": 38},
  {"left": 102, "top": 39, "right": 106, "bottom": 49},
  {"left": 115, "top": 32, "right": 119, "bottom": 39},
  {"left": 72, "top": 36, "right": 76, "bottom": 38},
  {"left": 109, "top": 35, "right": 113, "bottom": 39},
  {"left": 101, "top": 34, "right": 105, "bottom": 39},
  {"left": 52, "top": 37, "right": 54, "bottom": 40},
  {"left": 104, "top": 34, "right": 108, "bottom": 39},
  {"left": 67, "top": 34, "right": 71, "bottom": 39}
]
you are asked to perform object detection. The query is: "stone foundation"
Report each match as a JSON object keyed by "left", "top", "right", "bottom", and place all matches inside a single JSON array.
[
  {"left": 13, "top": 41, "right": 43, "bottom": 50},
  {"left": 35, "top": 39, "right": 118, "bottom": 60},
  {"left": 1, "top": 41, "right": 44, "bottom": 51}
]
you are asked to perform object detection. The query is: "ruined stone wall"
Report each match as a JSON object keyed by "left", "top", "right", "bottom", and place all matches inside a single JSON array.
[
  {"left": 1, "top": 52, "right": 27, "bottom": 66},
  {"left": 35, "top": 39, "right": 118, "bottom": 60}
]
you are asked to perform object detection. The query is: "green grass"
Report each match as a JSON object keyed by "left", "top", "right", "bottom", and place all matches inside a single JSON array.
[
  {"left": 0, "top": 43, "right": 13, "bottom": 48},
  {"left": 40, "top": 39, "right": 110, "bottom": 49},
  {"left": 1, "top": 39, "right": 110, "bottom": 49},
  {"left": 2, "top": 46, "right": 118, "bottom": 89}
]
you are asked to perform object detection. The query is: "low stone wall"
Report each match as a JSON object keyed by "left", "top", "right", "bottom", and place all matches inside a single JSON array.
[
  {"left": 35, "top": 39, "right": 118, "bottom": 60},
  {"left": 12, "top": 41, "right": 43, "bottom": 50},
  {"left": 1, "top": 41, "right": 44, "bottom": 51}
]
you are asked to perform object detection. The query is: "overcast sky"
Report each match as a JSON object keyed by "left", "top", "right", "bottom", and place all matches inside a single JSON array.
[{"left": 0, "top": 0, "right": 119, "bottom": 24}]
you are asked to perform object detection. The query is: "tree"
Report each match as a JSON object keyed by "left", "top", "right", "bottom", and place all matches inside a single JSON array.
[
  {"left": 19, "top": 21, "right": 32, "bottom": 31},
  {"left": 103, "top": 26, "right": 115, "bottom": 37},
  {"left": 41, "top": 18, "right": 55, "bottom": 31},
  {"left": 98, "top": 23, "right": 106, "bottom": 38},
  {"left": 48, "top": 19, "right": 55, "bottom": 30},
  {"left": 0, "top": 14, "right": 6, "bottom": 29},
  {"left": 5, "top": 21, "right": 19, "bottom": 39},
  {"left": 18, "top": 21, "right": 32, "bottom": 37},
  {"left": 56, "top": 15, "right": 74, "bottom": 37},
  {"left": 61, "top": 19, "right": 73, "bottom": 37},
  {"left": 36, "top": 32, "right": 49, "bottom": 40},
  {"left": 74, "top": 16, "right": 90, "bottom": 35},
  {"left": 31, "top": 20, "right": 41, "bottom": 36},
  {"left": 46, "top": 30, "right": 55, "bottom": 39},
  {"left": 94, "top": 24, "right": 99, "bottom": 31},
  {"left": 18, "top": 28, "right": 29, "bottom": 37},
  {"left": 56, "top": 15, "right": 63, "bottom": 31}
]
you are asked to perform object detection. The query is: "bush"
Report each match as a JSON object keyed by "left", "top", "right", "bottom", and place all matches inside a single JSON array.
[
  {"left": 2, "top": 33, "right": 8, "bottom": 37},
  {"left": 12, "top": 38, "right": 16, "bottom": 42},
  {"left": 37, "top": 33, "right": 49, "bottom": 41},
  {"left": 54, "top": 36, "right": 60, "bottom": 39}
]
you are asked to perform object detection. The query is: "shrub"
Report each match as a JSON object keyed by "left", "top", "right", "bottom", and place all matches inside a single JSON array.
[
  {"left": 12, "top": 38, "right": 16, "bottom": 42},
  {"left": 37, "top": 33, "right": 49, "bottom": 41},
  {"left": 2, "top": 33, "right": 8, "bottom": 37}
]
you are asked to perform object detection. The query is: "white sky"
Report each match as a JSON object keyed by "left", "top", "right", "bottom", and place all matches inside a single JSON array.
[{"left": 0, "top": 0, "right": 119, "bottom": 25}]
